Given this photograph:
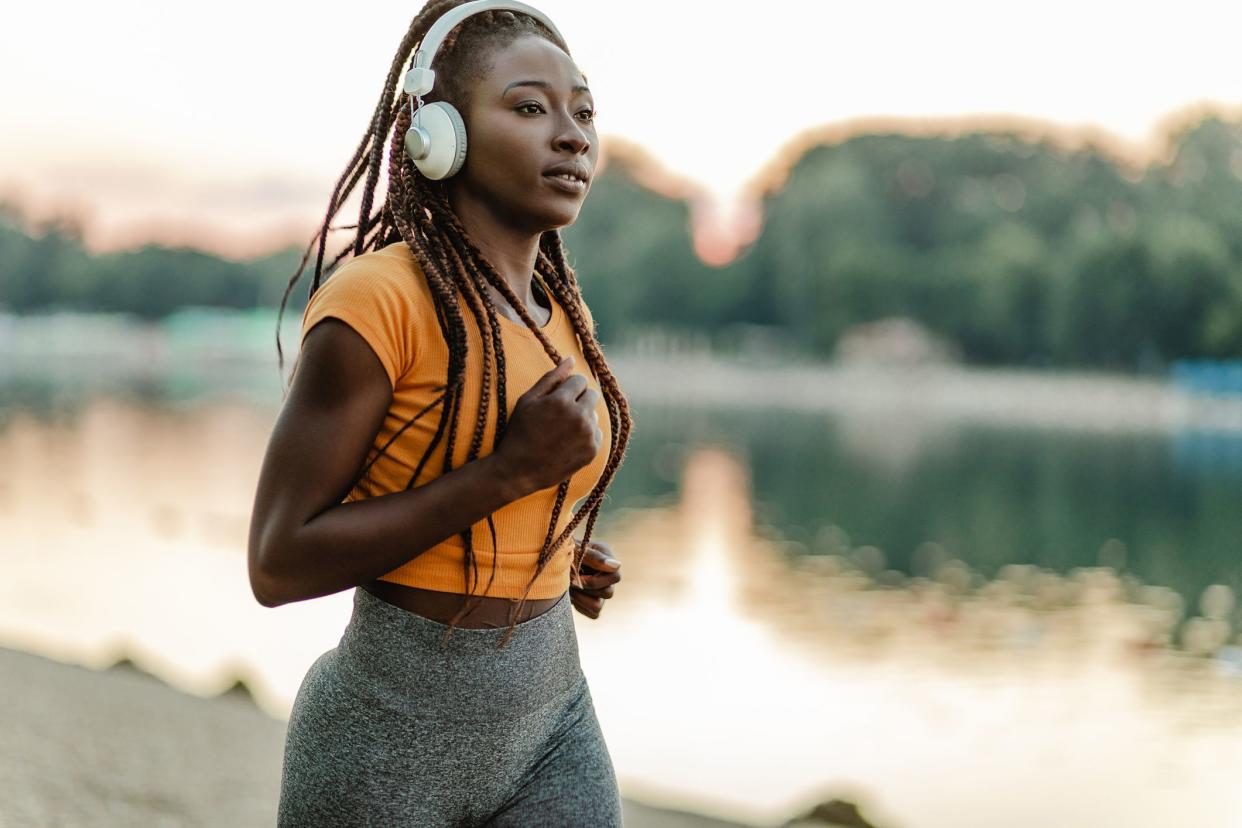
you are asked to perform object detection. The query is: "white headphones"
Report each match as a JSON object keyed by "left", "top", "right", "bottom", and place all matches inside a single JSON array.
[{"left": 402, "top": 0, "right": 566, "bottom": 181}]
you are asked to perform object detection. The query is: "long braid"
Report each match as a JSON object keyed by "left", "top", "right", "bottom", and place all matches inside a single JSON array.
[
  {"left": 429, "top": 194, "right": 522, "bottom": 631},
  {"left": 425, "top": 192, "right": 587, "bottom": 645},
  {"left": 389, "top": 96, "right": 510, "bottom": 636},
  {"left": 539, "top": 232, "right": 633, "bottom": 567},
  {"left": 435, "top": 198, "right": 500, "bottom": 606},
  {"left": 274, "top": 0, "right": 634, "bottom": 650}
]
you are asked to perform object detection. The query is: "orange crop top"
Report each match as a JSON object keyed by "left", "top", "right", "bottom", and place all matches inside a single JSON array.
[{"left": 299, "top": 241, "right": 612, "bottom": 600}]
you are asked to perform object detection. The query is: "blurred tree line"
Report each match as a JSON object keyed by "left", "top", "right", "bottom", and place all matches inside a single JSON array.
[
  {"left": 3, "top": 114, "right": 1241, "bottom": 371},
  {"left": 565, "top": 115, "right": 1242, "bottom": 371},
  {"left": 0, "top": 211, "right": 305, "bottom": 320}
]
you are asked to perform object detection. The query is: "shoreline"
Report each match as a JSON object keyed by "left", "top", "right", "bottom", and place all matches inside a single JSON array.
[
  {"left": 5, "top": 327, "right": 1242, "bottom": 433},
  {"left": 608, "top": 353, "right": 1242, "bottom": 433},
  {"left": 0, "top": 644, "right": 765, "bottom": 828}
]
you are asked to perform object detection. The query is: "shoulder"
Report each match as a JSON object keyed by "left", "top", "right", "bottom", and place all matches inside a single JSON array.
[
  {"left": 311, "top": 242, "right": 430, "bottom": 306},
  {"left": 300, "top": 241, "right": 434, "bottom": 388},
  {"left": 304, "top": 242, "right": 440, "bottom": 333}
]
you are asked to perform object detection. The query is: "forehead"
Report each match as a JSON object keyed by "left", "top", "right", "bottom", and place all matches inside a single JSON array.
[{"left": 482, "top": 35, "right": 588, "bottom": 94}]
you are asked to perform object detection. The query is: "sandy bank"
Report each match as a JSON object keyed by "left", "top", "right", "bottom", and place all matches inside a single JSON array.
[{"left": 0, "top": 646, "right": 760, "bottom": 827}]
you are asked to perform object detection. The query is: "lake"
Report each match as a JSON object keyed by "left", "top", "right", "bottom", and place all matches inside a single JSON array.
[{"left": 3, "top": 311, "right": 1242, "bottom": 827}]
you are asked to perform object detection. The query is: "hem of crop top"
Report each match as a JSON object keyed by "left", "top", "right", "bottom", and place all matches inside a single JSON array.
[{"left": 372, "top": 576, "right": 570, "bottom": 600}]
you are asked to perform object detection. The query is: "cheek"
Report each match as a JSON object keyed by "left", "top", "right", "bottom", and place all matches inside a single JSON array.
[
  {"left": 464, "top": 114, "right": 529, "bottom": 168},
  {"left": 476, "top": 134, "right": 542, "bottom": 189}
]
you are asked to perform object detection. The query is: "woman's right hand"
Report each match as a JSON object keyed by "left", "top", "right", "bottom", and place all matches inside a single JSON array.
[{"left": 493, "top": 355, "right": 603, "bottom": 495}]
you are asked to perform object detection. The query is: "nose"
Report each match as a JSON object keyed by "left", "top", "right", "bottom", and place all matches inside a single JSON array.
[{"left": 554, "top": 112, "right": 591, "bottom": 155}]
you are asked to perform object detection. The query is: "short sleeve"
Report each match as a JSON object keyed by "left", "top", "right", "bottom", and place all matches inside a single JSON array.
[{"left": 300, "top": 257, "right": 418, "bottom": 388}]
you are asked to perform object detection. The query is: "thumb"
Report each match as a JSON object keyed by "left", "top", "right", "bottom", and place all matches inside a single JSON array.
[{"left": 532, "top": 355, "right": 575, "bottom": 396}]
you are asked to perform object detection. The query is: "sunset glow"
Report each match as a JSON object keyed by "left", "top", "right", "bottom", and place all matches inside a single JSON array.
[{"left": 2, "top": 0, "right": 1240, "bottom": 261}]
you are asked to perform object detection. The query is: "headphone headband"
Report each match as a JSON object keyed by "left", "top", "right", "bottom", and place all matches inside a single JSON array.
[{"left": 403, "top": 0, "right": 566, "bottom": 98}]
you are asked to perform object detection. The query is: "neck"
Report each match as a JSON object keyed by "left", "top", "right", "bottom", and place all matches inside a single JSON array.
[{"left": 446, "top": 187, "right": 543, "bottom": 307}]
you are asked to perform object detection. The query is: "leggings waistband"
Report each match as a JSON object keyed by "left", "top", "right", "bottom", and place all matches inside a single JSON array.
[{"left": 335, "top": 587, "right": 583, "bottom": 722}]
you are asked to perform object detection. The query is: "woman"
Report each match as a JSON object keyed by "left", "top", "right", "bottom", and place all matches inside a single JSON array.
[{"left": 246, "top": 1, "right": 635, "bottom": 824}]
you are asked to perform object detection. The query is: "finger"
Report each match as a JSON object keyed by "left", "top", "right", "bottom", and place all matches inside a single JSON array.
[
  {"left": 577, "top": 569, "right": 617, "bottom": 589},
  {"left": 530, "top": 355, "right": 576, "bottom": 397},
  {"left": 575, "top": 542, "right": 619, "bottom": 581},
  {"left": 585, "top": 539, "right": 614, "bottom": 558},
  {"left": 580, "top": 541, "right": 610, "bottom": 562},
  {"left": 578, "top": 563, "right": 617, "bottom": 584},
  {"left": 571, "top": 588, "right": 603, "bottom": 608},
  {"left": 577, "top": 570, "right": 620, "bottom": 590},
  {"left": 582, "top": 545, "right": 621, "bottom": 572},
  {"left": 550, "top": 373, "right": 589, "bottom": 402},
  {"left": 577, "top": 583, "right": 615, "bottom": 599},
  {"left": 571, "top": 592, "right": 602, "bottom": 619},
  {"left": 576, "top": 386, "right": 601, "bottom": 407}
]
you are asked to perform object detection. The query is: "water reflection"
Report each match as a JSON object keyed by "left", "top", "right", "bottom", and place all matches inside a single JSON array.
[
  {"left": 3, "top": 393, "right": 1242, "bottom": 826},
  {"left": 578, "top": 447, "right": 1242, "bottom": 827},
  {"left": 624, "top": 402, "right": 1242, "bottom": 638},
  {"left": 1172, "top": 428, "right": 1242, "bottom": 479}
]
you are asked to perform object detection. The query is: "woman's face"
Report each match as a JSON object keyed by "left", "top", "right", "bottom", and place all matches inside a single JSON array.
[{"left": 449, "top": 35, "right": 598, "bottom": 234}]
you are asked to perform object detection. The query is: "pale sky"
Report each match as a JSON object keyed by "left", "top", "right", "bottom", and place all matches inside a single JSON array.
[{"left": 2, "top": 0, "right": 1240, "bottom": 260}]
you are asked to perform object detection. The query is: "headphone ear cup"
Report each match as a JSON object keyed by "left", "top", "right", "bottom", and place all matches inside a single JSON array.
[{"left": 407, "top": 101, "right": 468, "bottom": 181}]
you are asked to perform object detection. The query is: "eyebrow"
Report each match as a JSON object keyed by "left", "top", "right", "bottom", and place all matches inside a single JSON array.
[{"left": 503, "top": 79, "right": 591, "bottom": 95}]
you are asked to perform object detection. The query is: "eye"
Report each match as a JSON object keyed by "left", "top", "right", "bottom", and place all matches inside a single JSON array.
[
  {"left": 516, "top": 102, "right": 544, "bottom": 115},
  {"left": 577, "top": 109, "right": 597, "bottom": 123}
]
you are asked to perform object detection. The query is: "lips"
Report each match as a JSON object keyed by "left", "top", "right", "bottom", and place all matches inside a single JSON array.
[
  {"left": 544, "top": 171, "right": 587, "bottom": 184},
  {"left": 543, "top": 173, "right": 588, "bottom": 195},
  {"left": 542, "top": 162, "right": 591, "bottom": 184}
]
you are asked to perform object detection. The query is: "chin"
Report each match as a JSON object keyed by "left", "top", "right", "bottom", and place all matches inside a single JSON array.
[{"left": 536, "top": 207, "right": 583, "bottom": 232}]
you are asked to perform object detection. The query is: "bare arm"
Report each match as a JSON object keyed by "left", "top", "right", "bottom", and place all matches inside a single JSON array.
[{"left": 246, "top": 318, "right": 535, "bottom": 607}]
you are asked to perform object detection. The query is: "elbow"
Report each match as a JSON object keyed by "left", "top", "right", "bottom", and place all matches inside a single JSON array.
[
  {"left": 249, "top": 558, "right": 286, "bottom": 608},
  {"left": 248, "top": 528, "right": 295, "bottom": 608},
  {"left": 250, "top": 573, "right": 285, "bottom": 608}
]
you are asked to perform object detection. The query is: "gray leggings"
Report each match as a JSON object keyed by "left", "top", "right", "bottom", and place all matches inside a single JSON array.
[{"left": 277, "top": 586, "right": 623, "bottom": 827}]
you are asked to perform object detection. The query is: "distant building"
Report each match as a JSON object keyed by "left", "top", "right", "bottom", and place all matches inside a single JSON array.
[{"left": 833, "top": 317, "right": 960, "bottom": 367}]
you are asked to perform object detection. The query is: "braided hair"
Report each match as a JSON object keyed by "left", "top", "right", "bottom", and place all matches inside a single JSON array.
[{"left": 273, "top": 0, "right": 634, "bottom": 649}]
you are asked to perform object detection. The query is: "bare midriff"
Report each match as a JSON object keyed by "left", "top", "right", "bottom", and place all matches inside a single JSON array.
[{"left": 361, "top": 579, "right": 565, "bottom": 628}]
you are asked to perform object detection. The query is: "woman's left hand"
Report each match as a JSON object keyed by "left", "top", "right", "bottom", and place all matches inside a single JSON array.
[{"left": 570, "top": 539, "right": 621, "bottom": 619}]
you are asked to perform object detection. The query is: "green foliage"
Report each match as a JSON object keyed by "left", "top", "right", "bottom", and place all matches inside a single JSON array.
[
  {"left": 720, "top": 116, "right": 1242, "bottom": 369},
  {"left": 560, "top": 161, "right": 712, "bottom": 339},
  {"left": 0, "top": 212, "right": 310, "bottom": 321},
  {"left": 4, "top": 113, "right": 1242, "bottom": 369}
]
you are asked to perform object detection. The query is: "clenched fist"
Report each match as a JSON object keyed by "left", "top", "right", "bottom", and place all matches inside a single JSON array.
[{"left": 570, "top": 538, "right": 621, "bottom": 619}]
